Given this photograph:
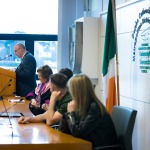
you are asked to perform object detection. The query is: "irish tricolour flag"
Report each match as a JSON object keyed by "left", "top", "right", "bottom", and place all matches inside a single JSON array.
[{"left": 102, "top": 0, "right": 117, "bottom": 114}]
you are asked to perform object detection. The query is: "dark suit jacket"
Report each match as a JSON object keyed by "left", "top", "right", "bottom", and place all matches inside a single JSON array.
[{"left": 15, "top": 51, "right": 37, "bottom": 96}]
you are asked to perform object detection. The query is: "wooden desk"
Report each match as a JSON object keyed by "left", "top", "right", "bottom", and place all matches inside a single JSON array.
[{"left": 0, "top": 99, "right": 92, "bottom": 150}]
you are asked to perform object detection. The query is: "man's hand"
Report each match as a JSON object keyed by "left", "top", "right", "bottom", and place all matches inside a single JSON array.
[
  {"left": 50, "top": 91, "right": 61, "bottom": 102},
  {"left": 18, "top": 116, "right": 30, "bottom": 124},
  {"left": 42, "top": 103, "right": 49, "bottom": 111}
]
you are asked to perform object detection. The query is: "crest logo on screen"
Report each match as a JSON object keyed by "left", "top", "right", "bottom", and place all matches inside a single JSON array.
[{"left": 132, "top": 7, "right": 150, "bottom": 73}]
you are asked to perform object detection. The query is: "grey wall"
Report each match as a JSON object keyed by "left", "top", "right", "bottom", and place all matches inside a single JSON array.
[{"left": 58, "top": 0, "right": 84, "bottom": 70}]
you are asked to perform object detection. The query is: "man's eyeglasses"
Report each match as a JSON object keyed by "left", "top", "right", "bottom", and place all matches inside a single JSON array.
[{"left": 14, "top": 48, "right": 21, "bottom": 53}]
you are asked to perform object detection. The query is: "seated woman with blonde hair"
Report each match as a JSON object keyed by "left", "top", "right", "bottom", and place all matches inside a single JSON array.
[
  {"left": 59, "top": 74, "right": 117, "bottom": 148},
  {"left": 26, "top": 65, "right": 53, "bottom": 115}
]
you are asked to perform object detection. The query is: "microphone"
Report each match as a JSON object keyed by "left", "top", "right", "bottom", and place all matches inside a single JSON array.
[
  {"left": 0, "top": 84, "right": 11, "bottom": 95},
  {"left": 0, "top": 54, "right": 12, "bottom": 61},
  {"left": 0, "top": 79, "right": 12, "bottom": 95}
]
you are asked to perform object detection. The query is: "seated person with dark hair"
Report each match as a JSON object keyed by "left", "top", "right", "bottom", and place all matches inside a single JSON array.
[
  {"left": 42, "top": 68, "right": 73, "bottom": 111},
  {"left": 18, "top": 73, "right": 72, "bottom": 126},
  {"left": 59, "top": 68, "right": 73, "bottom": 80},
  {"left": 26, "top": 65, "right": 53, "bottom": 116}
]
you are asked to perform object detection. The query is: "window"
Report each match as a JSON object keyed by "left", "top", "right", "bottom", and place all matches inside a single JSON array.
[
  {"left": 0, "top": 0, "right": 58, "bottom": 72},
  {"left": 0, "top": 0, "right": 58, "bottom": 34},
  {"left": 0, "top": 34, "right": 58, "bottom": 72},
  {"left": 34, "top": 41, "right": 57, "bottom": 73}
]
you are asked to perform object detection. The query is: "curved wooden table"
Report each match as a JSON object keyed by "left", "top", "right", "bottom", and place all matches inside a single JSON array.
[{"left": 0, "top": 98, "right": 92, "bottom": 150}]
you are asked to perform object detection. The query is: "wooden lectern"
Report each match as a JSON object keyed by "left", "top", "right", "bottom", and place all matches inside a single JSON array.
[{"left": 0, "top": 67, "right": 16, "bottom": 96}]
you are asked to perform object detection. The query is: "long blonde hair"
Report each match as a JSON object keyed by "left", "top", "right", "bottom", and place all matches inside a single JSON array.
[{"left": 68, "top": 74, "right": 108, "bottom": 119}]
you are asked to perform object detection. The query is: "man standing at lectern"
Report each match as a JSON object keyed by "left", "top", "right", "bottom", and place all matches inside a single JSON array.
[{"left": 14, "top": 43, "right": 37, "bottom": 97}]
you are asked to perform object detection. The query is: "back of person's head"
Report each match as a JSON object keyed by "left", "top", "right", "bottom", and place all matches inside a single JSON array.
[
  {"left": 37, "top": 65, "right": 53, "bottom": 80},
  {"left": 59, "top": 68, "right": 73, "bottom": 80},
  {"left": 68, "top": 74, "right": 93, "bottom": 104},
  {"left": 68, "top": 74, "right": 107, "bottom": 118},
  {"left": 50, "top": 73, "right": 68, "bottom": 89}
]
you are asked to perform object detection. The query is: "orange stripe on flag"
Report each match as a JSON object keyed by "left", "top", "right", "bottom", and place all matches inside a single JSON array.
[{"left": 106, "top": 76, "right": 117, "bottom": 114}]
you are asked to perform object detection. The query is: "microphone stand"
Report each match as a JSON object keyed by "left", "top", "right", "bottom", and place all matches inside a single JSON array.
[
  {"left": 0, "top": 82, "right": 13, "bottom": 137},
  {"left": 0, "top": 91, "right": 16, "bottom": 115},
  {"left": 0, "top": 103, "right": 17, "bottom": 116},
  {"left": 0, "top": 99, "right": 24, "bottom": 116}
]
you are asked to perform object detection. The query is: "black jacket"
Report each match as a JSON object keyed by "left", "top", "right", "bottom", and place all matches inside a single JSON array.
[
  {"left": 26, "top": 88, "right": 51, "bottom": 116},
  {"left": 15, "top": 51, "right": 37, "bottom": 96},
  {"left": 61, "top": 102, "right": 117, "bottom": 148}
]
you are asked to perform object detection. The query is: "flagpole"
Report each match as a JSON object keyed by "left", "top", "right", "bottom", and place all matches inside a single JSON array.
[
  {"left": 112, "top": 0, "right": 120, "bottom": 105},
  {"left": 116, "top": 50, "right": 120, "bottom": 105}
]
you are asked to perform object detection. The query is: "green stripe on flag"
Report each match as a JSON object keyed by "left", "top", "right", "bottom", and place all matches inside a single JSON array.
[{"left": 102, "top": 0, "right": 116, "bottom": 76}]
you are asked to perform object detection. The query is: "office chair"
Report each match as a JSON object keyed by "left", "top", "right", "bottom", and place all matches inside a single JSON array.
[{"left": 94, "top": 106, "right": 137, "bottom": 150}]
